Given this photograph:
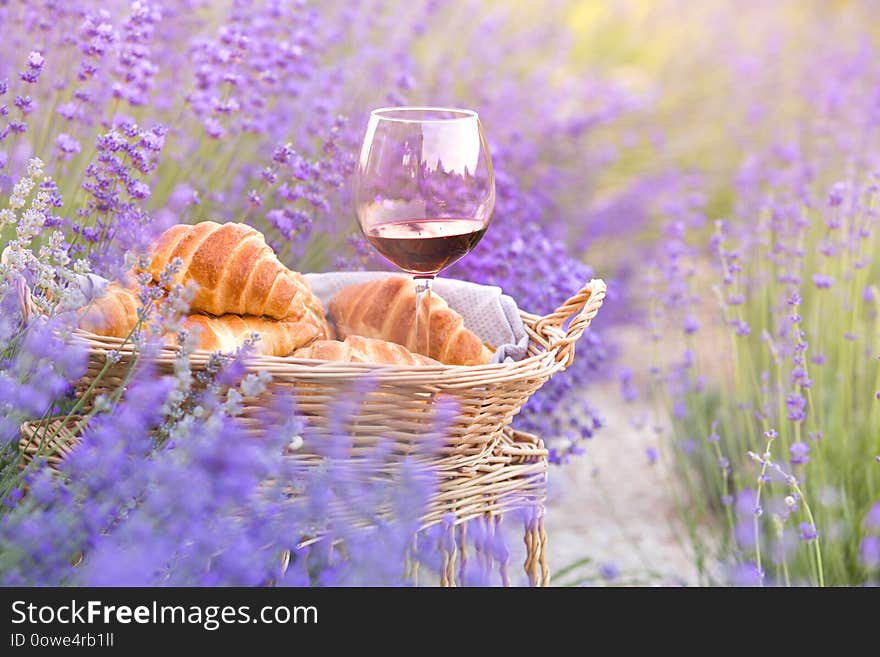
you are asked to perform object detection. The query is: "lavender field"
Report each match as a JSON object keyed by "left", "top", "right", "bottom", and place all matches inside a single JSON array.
[{"left": 1, "top": 0, "right": 878, "bottom": 587}]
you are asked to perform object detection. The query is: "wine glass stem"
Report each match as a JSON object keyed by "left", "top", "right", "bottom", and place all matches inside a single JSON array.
[{"left": 414, "top": 275, "right": 434, "bottom": 358}]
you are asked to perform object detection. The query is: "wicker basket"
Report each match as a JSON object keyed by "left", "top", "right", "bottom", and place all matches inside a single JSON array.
[
  {"left": 19, "top": 276, "right": 605, "bottom": 586},
  {"left": 19, "top": 418, "right": 551, "bottom": 586},
  {"left": 66, "top": 278, "right": 605, "bottom": 450}
]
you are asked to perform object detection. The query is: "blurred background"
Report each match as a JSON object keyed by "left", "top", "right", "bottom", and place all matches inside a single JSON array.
[{"left": 2, "top": 0, "right": 879, "bottom": 585}]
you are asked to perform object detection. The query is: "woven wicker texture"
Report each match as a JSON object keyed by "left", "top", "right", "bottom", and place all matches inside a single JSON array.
[
  {"left": 18, "top": 277, "right": 605, "bottom": 586},
  {"left": 20, "top": 418, "right": 549, "bottom": 586},
  {"left": 68, "top": 278, "right": 604, "bottom": 448}
]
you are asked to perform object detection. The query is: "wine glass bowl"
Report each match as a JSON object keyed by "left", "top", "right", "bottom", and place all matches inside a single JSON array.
[
  {"left": 353, "top": 107, "right": 495, "bottom": 358},
  {"left": 354, "top": 107, "right": 495, "bottom": 276}
]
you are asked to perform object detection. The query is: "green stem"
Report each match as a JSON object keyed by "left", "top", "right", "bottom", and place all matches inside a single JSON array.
[
  {"left": 753, "top": 436, "right": 774, "bottom": 585},
  {"left": 791, "top": 479, "right": 825, "bottom": 587}
]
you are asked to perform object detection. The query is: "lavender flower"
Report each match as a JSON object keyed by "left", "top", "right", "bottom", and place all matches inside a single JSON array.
[
  {"left": 811, "top": 274, "right": 834, "bottom": 289},
  {"left": 19, "top": 51, "right": 44, "bottom": 84},
  {"left": 599, "top": 562, "right": 619, "bottom": 582},
  {"left": 860, "top": 536, "right": 880, "bottom": 570},
  {"left": 789, "top": 442, "right": 810, "bottom": 465},
  {"left": 54, "top": 133, "right": 80, "bottom": 159},
  {"left": 731, "top": 562, "right": 763, "bottom": 586},
  {"left": 863, "top": 502, "right": 880, "bottom": 532},
  {"left": 799, "top": 523, "right": 819, "bottom": 542}
]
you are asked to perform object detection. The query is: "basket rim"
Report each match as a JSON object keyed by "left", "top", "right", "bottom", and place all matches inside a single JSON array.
[
  {"left": 71, "top": 319, "right": 562, "bottom": 381},
  {"left": 69, "top": 278, "right": 607, "bottom": 382}
]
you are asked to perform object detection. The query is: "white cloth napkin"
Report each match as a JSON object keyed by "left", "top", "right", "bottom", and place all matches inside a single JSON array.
[{"left": 305, "top": 271, "right": 529, "bottom": 363}]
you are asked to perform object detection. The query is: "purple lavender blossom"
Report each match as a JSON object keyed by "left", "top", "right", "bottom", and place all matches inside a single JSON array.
[
  {"left": 13, "top": 95, "right": 33, "bottom": 115},
  {"left": 599, "top": 562, "right": 619, "bottom": 581},
  {"left": 735, "top": 320, "right": 751, "bottom": 336},
  {"left": 863, "top": 502, "right": 880, "bottom": 531},
  {"left": 827, "top": 182, "right": 846, "bottom": 207},
  {"left": 619, "top": 368, "right": 637, "bottom": 402},
  {"left": 785, "top": 394, "right": 807, "bottom": 422},
  {"left": 54, "top": 133, "right": 80, "bottom": 158},
  {"left": 860, "top": 536, "right": 880, "bottom": 570},
  {"left": 799, "top": 522, "right": 819, "bottom": 542},
  {"left": 731, "top": 562, "right": 763, "bottom": 586},
  {"left": 811, "top": 274, "right": 834, "bottom": 289},
  {"left": 18, "top": 51, "right": 44, "bottom": 84},
  {"left": 789, "top": 442, "right": 810, "bottom": 465}
]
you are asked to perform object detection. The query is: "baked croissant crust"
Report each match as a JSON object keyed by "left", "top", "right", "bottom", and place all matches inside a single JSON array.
[
  {"left": 172, "top": 313, "right": 323, "bottom": 356},
  {"left": 328, "top": 277, "right": 493, "bottom": 366},
  {"left": 77, "top": 283, "right": 140, "bottom": 338},
  {"left": 145, "top": 221, "right": 330, "bottom": 337},
  {"left": 293, "top": 335, "right": 440, "bottom": 365}
]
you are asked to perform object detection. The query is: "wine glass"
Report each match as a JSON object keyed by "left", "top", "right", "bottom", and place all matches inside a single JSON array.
[{"left": 353, "top": 107, "right": 495, "bottom": 359}]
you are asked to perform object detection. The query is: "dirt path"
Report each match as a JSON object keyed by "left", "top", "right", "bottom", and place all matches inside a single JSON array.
[{"left": 542, "top": 382, "right": 700, "bottom": 586}]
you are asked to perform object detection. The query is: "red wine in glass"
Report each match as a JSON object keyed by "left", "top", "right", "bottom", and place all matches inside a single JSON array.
[{"left": 364, "top": 217, "right": 487, "bottom": 276}]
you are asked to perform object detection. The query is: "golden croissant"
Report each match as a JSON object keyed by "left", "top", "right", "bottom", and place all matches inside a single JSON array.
[
  {"left": 76, "top": 283, "right": 140, "bottom": 338},
  {"left": 328, "top": 277, "right": 493, "bottom": 366},
  {"left": 293, "top": 335, "right": 440, "bottom": 365},
  {"left": 144, "top": 221, "right": 331, "bottom": 337},
  {"left": 171, "top": 314, "right": 322, "bottom": 356},
  {"left": 76, "top": 283, "right": 319, "bottom": 356}
]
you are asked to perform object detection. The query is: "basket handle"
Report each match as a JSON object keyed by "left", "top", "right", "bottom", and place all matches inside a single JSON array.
[
  {"left": 534, "top": 278, "right": 606, "bottom": 366},
  {"left": 3, "top": 246, "right": 37, "bottom": 324},
  {"left": 13, "top": 275, "right": 38, "bottom": 324}
]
